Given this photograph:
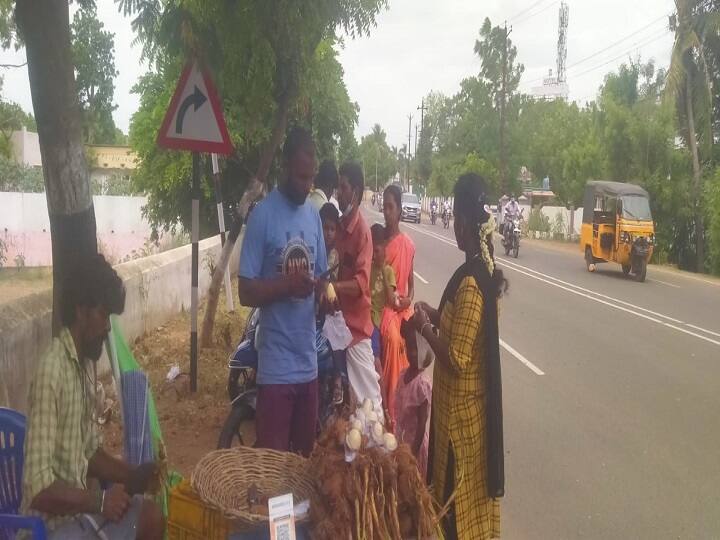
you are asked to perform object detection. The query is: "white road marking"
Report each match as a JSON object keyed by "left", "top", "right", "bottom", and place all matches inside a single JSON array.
[
  {"left": 649, "top": 278, "right": 681, "bottom": 289},
  {"left": 399, "top": 220, "right": 720, "bottom": 347},
  {"left": 500, "top": 339, "right": 545, "bottom": 375},
  {"left": 686, "top": 324, "right": 720, "bottom": 339},
  {"left": 413, "top": 271, "right": 429, "bottom": 284}
]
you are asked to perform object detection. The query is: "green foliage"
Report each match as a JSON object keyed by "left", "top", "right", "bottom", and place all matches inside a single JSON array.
[
  {"left": 0, "top": 155, "right": 44, "bottom": 191},
  {"left": 527, "top": 208, "right": 550, "bottom": 234},
  {"left": 71, "top": 5, "right": 121, "bottom": 144},
  {"left": 0, "top": 92, "right": 36, "bottom": 158},
  {"left": 124, "top": 0, "right": 384, "bottom": 234},
  {"left": 359, "top": 124, "right": 397, "bottom": 190},
  {"left": 706, "top": 170, "right": 720, "bottom": 274}
]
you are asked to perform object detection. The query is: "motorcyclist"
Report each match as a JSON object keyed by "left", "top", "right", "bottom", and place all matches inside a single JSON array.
[
  {"left": 443, "top": 200, "right": 452, "bottom": 218},
  {"left": 430, "top": 200, "right": 438, "bottom": 221},
  {"left": 503, "top": 196, "right": 520, "bottom": 243}
]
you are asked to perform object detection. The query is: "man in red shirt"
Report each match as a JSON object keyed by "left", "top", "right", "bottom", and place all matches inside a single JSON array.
[{"left": 333, "top": 162, "right": 383, "bottom": 410}]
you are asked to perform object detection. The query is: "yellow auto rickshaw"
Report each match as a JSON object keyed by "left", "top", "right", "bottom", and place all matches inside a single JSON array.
[{"left": 580, "top": 181, "right": 655, "bottom": 282}]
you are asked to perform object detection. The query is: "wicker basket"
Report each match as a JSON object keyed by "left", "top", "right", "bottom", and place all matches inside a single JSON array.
[{"left": 191, "top": 446, "right": 316, "bottom": 529}]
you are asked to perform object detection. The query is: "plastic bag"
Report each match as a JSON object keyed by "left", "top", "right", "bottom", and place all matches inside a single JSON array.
[{"left": 322, "top": 311, "right": 353, "bottom": 351}]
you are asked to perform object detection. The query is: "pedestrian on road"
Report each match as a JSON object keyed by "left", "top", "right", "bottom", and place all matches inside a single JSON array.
[
  {"left": 380, "top": 184, "right": 416, "bottom": 428},
  {"left": 333, "top": 161, "right": 383, "bottom": 411},
  {"left": 413, "top": 173, "right": 506, "bottom": 540},
  {"left": 238, "top": 127, "right": 328, "bottom": 456},
  {"left": 308, "top": 159, "right": 340, "bottom": 212}
]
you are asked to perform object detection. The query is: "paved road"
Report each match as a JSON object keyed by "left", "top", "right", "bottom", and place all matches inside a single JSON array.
[{"left": 364, "top": 206, "right": 720, "bottom": 539}]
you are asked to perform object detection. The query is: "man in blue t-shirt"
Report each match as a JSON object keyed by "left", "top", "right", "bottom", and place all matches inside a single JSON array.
[{"left": 238, "top": 127, "right": 327, "bottom": 456}]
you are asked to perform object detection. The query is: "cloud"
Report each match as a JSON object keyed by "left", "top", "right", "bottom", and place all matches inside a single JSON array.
[{"left": 1, "top": 0, "right": 674, "bottom": 150}]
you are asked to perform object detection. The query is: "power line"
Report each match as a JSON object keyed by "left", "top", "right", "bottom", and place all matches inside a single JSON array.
[
  {"left": 565, "top": 14, "right": 669, "bottom": 70},
  {"left": 508, "top": 0, "right": 552, "bottom": 22},
  {"left": 513, "top": 1, "right": 559, "bottom": 26},
  {"left": 571, "top": 30, "right": 672, "bottom": 79},
  {"left": 521, "top": 16, "right": 672, "bottom": 88}
]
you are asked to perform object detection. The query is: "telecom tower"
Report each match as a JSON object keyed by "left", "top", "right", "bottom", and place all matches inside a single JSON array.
[{"left": 532, "top": 1, "right": 570, "bottom": 100}]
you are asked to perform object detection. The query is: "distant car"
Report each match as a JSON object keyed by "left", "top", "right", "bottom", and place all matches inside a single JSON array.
[{"left": 401, "top": 192, "right": 421, "bottom": 223}]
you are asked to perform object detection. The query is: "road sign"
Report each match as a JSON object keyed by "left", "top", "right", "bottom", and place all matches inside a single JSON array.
[{"left": 157, "top": 62, "right": 233, "bottom": 155}]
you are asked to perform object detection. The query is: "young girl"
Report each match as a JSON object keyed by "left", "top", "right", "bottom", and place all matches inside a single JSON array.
[
  {"left": 370, "top": 224, "right": 398, "bottom": 396},
  {"left": 320, "top": 203, "right": 344, "bottom": 405},
  {"left": 395, "top": 318, "right": 433, "bottom": 478}
]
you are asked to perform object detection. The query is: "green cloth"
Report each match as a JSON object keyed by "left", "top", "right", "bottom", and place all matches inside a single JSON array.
[
  {"left": 370, "top": 263, "right": 396, "bottom": 327},
  {"left": 21, "top": 328, "right": 100, "bottom": 533}
]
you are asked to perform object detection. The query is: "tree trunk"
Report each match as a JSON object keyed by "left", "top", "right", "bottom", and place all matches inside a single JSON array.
[
  {"left": 16, "top": 0, "right": 97, "bottom": 335},
  {"left": 685, "top": 75, "right": 705, "bottom": 272},
  {"left": 199, "top": 94, "right": 290, "bottom": 347}
]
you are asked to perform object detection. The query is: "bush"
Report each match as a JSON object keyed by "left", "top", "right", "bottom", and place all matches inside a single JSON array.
[
  {"left": 528, "top": 207, "right": 551, "bottom": 233},
  {"left": 551, "top": 212, "right": 566, "bottom": 240}
]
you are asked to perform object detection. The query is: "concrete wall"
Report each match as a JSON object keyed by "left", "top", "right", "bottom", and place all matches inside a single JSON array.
[
  {"left": 10, "top": 128, "right": 42, "bottom": 168},
  {"left": 0, "top": 235, "right": 241, "bottom": 413},
  {"left": 0, "top": 192, "right": 152, "bottom": 266}
]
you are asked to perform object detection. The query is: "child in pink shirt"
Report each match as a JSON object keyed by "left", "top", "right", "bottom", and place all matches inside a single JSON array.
[{"left": 394, "top": 318, "right": 433, "bottom": 478}]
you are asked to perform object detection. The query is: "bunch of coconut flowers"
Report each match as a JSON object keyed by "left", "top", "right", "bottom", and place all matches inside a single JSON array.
[{"left": 309, "top": 399, "right": 445, "bottom": 540}]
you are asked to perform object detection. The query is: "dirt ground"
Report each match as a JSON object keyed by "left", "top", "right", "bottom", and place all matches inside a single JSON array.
[
  {"left": 101, "top": 283, "right": 255, "bottom": 478},
  {"left": 0, "top": 267, "right": 52, "bottom": 305}
]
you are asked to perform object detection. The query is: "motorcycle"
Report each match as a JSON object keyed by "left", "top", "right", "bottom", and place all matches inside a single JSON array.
[
  {"left": 442, "top": 208, "right": 451, "bottom": 229},
  {"left": 430, "top": 206, "right": 438, "bottom": 225},
  {"left": 217, "top": 308, "right": 342, "bottom": 448},
  {"left": 503, "top": 211, "right": 523, "bottom": 258}
]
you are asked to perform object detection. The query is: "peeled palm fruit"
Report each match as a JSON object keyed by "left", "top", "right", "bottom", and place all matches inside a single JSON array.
[
  {"left": 326, "top": 282, "right": 337, "bottom": 303},
  {"left": 366, "top": 410, "right": 378, "bottom": 423},
  {"left": 371, "top": 422, "right": 384, "bottom": 444},
  {"left": 362, "top": 398, "right": 373, "bottom": 414},
  {"left": 350, "top": 419, "right": 363, "bottom": 432},
  {"left": 383, "top": 432, "right": 398, "bottom": 451},
  {"left": 346, "top": 428, "right": 362, "bottom": 451}
]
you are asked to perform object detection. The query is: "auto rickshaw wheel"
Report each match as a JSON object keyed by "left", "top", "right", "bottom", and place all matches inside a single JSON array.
[
  {"left": 622, "top": 264, "right": 631, "bottom": 275},
  {"left": 585, "top": 247, "right": 596, "bottom": 272},
  {"left": 634, "top": 259, "right": 647, "bottom": 282}
]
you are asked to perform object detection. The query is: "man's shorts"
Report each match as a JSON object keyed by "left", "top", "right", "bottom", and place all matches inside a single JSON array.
[
  {"left": 48, "top": 495, "right": 143, "bottom": 540},
  {"left": 371, "top": 326, "right": 381, "bottom": 357}
]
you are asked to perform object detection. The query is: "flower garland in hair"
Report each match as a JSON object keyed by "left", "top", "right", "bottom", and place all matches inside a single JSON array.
[{"left": 479, "top": 210, "right": 496, "bottom": 276}]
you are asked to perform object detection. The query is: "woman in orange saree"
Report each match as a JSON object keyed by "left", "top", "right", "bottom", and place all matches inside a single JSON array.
[{"left": 380, "top": 185, "right": 416, "bottom": 427}]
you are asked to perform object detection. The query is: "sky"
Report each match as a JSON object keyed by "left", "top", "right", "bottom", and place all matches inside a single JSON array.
[{"left": 0, "top": 0, "right": 675, "bottom": 150}]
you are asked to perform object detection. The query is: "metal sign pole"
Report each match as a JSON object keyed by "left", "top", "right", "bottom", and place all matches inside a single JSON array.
[
  {"left": 190, "top": 152, "right": 200, "bottom": 392},
  {"left": 211, "top": 153, "right": 234, "bottom": 311}
]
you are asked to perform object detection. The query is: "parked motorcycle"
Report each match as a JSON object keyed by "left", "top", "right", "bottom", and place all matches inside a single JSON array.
[{"left": 217, "top": 308, "right": 342, "bottom": 448}]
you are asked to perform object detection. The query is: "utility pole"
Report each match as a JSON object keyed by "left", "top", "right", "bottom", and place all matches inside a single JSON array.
[
  {"left": 500, "top": 22, "right": 511, "bottom": 195},
  {"left": 414, "top": 124, "right": 418, "bottom": 158},
  {"left": 417, "top": 99, "right": 428, "bottom": 133},
  {"left": 407, "top": 113, "right": 413, "bottom": 191}
]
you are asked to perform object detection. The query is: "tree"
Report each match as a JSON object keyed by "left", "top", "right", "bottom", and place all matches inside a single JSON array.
[
  {"left": 665, "top": 0, "right": 720, "bottom": 271},
  {"left": 0, "top": 93, "right": 36, "bottom": 157},
  {"left": 71, "top": 4, "right": 121, "bottom": 145},
  {"left": 474, "top": 17, "right": 523, "bottom": 193},
  {"left": 0, "top": 155, "right": 43, "bottom": 191},
  {"left": 359, "top": 123, "right": 397, "bottom": 191},
  {"left": 15, "top": 0, "right": 98, "bottom": 332},
  {"left": 119, "top": 0, "right": 386, "bottom": 345}
]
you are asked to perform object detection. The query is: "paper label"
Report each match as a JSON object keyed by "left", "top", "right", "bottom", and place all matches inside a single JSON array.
[{"left": 269, "top": 493, "right": 296, "bottom": 540}]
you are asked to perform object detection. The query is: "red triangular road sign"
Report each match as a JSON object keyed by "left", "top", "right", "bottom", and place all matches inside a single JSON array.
[{"left": 157, "top": 62, "right": 233, "bottom": 155}]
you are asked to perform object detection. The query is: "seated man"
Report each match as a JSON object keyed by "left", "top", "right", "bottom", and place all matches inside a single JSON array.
[{"left": 21, "top": 254, "right": 164, "bottom": 540}]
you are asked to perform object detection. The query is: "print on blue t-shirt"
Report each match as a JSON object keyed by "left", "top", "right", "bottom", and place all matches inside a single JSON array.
[{"left": 238, "top": 189, "right": 328, "bottom": 385}]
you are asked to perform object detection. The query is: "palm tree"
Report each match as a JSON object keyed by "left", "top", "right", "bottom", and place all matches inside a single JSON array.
[{"left": 665, "top": 0, "right": 720, "bottom": 271}]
